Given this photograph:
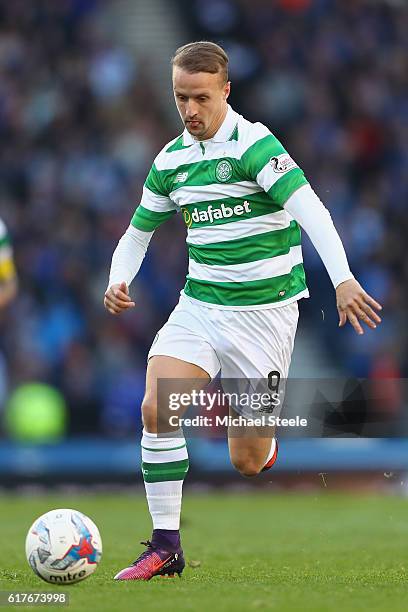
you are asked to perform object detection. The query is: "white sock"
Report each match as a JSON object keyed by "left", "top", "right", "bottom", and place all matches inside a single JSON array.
[
  {"left": 264, "top": 437, "right": 277, "bottom": 465},
  {"left": 141, "top": 429, "right": 188, "bottom": 530}
]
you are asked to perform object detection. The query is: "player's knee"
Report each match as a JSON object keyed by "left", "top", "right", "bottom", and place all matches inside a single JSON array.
[
  {"left": 141, "top": 396, "right": 158, "bottom": 433},
  {"left": 231, "top": 456, "right": 262, "bottom": 478}
]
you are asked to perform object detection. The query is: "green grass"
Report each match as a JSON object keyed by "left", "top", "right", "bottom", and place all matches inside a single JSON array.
[{"left": 0, "top": 490, "right": 407, "bottom": 611}]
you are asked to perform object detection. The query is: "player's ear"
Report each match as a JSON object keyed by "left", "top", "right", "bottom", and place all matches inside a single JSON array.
[{"left": 224, "top": 81, "right": 231, "bottom": 100}]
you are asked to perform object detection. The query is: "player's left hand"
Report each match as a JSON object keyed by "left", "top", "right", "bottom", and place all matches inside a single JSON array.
[{"left": 336, "top": 278, "right": 382, "bottom": 335}]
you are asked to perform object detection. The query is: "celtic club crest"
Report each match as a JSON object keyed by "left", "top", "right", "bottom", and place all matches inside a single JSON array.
[{"left": 215, "top": 159, "right": 233, "bottom": 182}]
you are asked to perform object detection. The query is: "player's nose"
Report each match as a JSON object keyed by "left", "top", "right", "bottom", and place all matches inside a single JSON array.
[{"left": 185, "top": 100, "right": 199, "bottom": 118}]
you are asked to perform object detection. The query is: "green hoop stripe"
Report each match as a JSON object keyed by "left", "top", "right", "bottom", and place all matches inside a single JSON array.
[
  {"left": 141, "top": 459, "right": 189, "bottom": 483},
  {"left": 141, "top": 443, "right": 187, "bottom": 452},
  {"left": 268, "top": 169, "right": 308, "bottom": 207},
  {"left": 131, "top": 205, "right": 176, "bottom": 231},
  {"left": 184, "top": 263, "right": 307, "bottom": 306},
  {"left": 188, "top": 221, "right": 301, "bottom": 266},
  {"left": 240, "top": 134, "right": 286, "bottom": 179}
]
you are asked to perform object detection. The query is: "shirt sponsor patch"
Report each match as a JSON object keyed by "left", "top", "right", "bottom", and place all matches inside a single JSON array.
[
  {"left": 270, "top": 154, "right": 298, "bottom": 174},
  {"left": 183, "top": 201, "right": 252, "bottom": 228}
]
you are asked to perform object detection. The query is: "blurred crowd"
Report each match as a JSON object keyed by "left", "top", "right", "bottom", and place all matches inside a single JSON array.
[{"left": 0, "top": 0, "right": 406, "bottom": 437}]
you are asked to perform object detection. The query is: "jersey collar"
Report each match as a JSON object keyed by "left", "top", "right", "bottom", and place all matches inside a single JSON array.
[{"left": 182, "top": 105, "right": 239, "bottom": 146}]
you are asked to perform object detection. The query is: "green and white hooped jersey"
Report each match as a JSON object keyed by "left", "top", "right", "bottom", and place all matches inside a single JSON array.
[{"left": 131, "top": 106, "right": 309, "bottom": 309}]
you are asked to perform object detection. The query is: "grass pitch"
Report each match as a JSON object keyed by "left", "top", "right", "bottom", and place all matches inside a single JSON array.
[{"left": 0, "top": 490, "right": 407, "bottom": 611}]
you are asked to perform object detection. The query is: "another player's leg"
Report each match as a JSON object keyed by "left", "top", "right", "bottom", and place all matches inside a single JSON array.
[{"left": 114, "top": 355, "right": 210, "bottom": 581}]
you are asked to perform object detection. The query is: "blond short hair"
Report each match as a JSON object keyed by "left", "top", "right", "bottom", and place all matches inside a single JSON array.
[{"left": 172, "top": 41, "right": 229, "bottom": 84}]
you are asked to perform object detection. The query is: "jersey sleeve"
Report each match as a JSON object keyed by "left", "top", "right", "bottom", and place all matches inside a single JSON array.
[
  {"left": 0, "top": 219, "right": 16, "bottom": 282},
  {"left": 241, "top": 128, "right": 309, "bottom": 208},
  {"left": 131, "top": 162, "right": 177, "bottom": 232}
]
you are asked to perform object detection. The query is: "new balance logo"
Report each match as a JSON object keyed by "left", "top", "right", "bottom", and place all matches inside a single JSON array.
[{"left": 174, "top": 172, "right": 188, "bottom": 183}]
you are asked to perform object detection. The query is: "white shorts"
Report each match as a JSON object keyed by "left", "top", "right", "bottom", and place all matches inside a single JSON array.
[{"left": 148, "top": 293, "right": 299, "bottom": 381}]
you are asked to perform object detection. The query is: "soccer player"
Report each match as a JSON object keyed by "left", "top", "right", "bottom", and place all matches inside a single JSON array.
[
  {"left": 104, "top": 42, "right": 382, "bottom": 580},
  {"left": 0, "top": 218, "right": 17, "bottom": 309}
]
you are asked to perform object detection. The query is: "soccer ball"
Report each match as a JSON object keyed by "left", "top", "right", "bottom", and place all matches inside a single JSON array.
[{"left": 25, "top": 508, "right": 102, "bottom": 584}]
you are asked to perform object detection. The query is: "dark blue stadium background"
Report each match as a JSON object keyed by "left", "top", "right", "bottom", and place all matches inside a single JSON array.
[{"left": 0, "top": 0, "right": 406, "bottom": 452}]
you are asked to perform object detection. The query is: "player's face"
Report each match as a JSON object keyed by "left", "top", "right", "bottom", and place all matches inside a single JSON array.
[{"left": 173, "top": 67, "right": 230, "bottom": 141}]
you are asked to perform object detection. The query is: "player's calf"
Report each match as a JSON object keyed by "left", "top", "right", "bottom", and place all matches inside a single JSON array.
[
  {"left": 230, "top": 448, "right": 268, "bottom": 477},
  {"left": 141, "top": 394, "right": 159, "bottom": 433},
  {"left": 230, "top": 438, "right": 279, "bottom": 477},
  {"left": 230, "top": 455, "right": 263, "bottom": 477}
]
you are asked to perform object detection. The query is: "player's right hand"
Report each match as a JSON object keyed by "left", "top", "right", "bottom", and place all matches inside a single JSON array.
[{"left": 104, "top": 281, "right": 135, "bottom": 315}]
